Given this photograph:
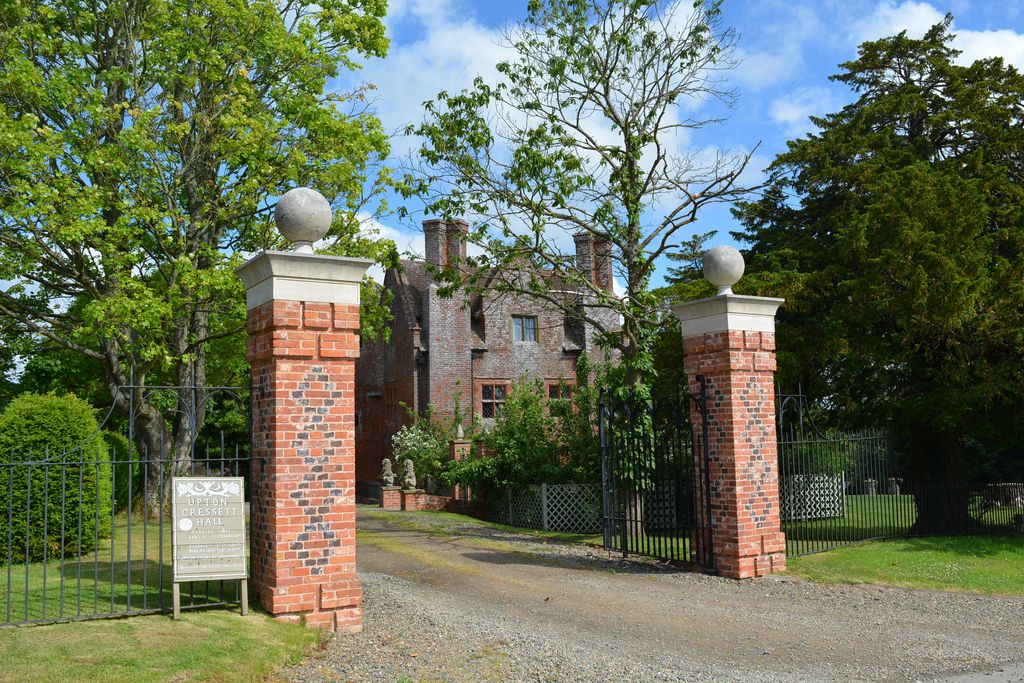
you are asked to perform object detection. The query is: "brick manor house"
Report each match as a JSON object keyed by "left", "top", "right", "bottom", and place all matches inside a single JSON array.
[{"left": 354, "top": 219, "right": 620, "bottom": 487}]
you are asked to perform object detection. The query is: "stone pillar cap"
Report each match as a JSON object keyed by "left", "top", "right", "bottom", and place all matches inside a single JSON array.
[
  {"left": 672, "top": 294, "right": 784, "bottom": 337},
  {"left": 236, "top": 251, "right": 372, "bottom": 309}
]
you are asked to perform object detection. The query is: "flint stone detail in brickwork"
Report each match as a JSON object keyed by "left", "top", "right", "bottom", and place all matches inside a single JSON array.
[
  {"left": 248, "top": 300, "right": 364, "bottom": 630},
  {"left": 240, "top": 245, "right": 369, "bottom": 633},
  {"left": 674, "top": 289, "right": 788, "bottom": 580}
]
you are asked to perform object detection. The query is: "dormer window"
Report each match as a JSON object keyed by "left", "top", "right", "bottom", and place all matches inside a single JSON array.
[{"left": 512, "top": 315, "right": 538, "bottom": 342}]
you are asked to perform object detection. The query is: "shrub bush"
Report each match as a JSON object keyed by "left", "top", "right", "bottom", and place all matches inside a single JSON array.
[
  {"left": 0, "top": 393, "right": 113, "bottom": 561},
  {"left": 391, "top": 406, "right": 460, "bottom": 487},
  {"left": 449, "top": 381, "right": 565, "bottom": 495}
]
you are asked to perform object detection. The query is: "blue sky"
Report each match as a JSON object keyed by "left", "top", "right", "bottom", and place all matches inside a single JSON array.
[{"left": 346, "top": 0, "right": 1024, "bottom": 287}]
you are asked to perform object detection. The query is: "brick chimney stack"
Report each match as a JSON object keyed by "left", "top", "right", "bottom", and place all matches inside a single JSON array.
[
  {"left": 423, "top": 219, "right": 447, "bottom": 266},
  {"left": 574, "top": 232, "right": 614, "bottom": 291},
  {"left": 445, "top": 219, "right": 468, "bottom": 267},
  {"left": 423, "top": 219, "right": 469, "bottom": 267},
  {"left": 592, "top": 234, "right": 613, "bottom": 291}
]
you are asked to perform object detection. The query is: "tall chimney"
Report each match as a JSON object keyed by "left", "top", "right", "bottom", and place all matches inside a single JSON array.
[
  {"left": 574, "top": 232, "right": 593, "bottom": 284},
  {"left": 445, "top": 219, "right": 469, "bottom": 267},
  {"left": 574, "top": 232, "right": 613, "bottom": 290},
  {"left": 592, "top": 234, "right": 613, "bottom": 291},
  {"left": 423, "top": 219, "right": 447, "bottom": 266}
]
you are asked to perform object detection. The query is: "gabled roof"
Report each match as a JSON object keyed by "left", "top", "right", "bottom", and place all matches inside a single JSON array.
[{"left": 391, "top": 259, "right": 430, "bottom": 327}]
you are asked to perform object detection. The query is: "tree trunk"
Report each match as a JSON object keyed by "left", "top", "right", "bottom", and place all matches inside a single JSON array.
[
  {"left": 103, "top": 351, "right": 198, "bottom": 518},
  {"left": 909, "top": 429, "right": 973, "bottom": 534},
  {"left": 134, "top": 402, "right": 174, "bottom": 517},
  {"left": 169, "top": 307, "right": 210, "bottom": 479}
]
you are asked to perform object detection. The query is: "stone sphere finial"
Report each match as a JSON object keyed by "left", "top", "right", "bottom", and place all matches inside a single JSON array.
[
  {"left": 702, "top": 245, "right": 745, "bottom": 296},
  {"left": 274, "top": 187, "right": 333, "bottom": 253}
]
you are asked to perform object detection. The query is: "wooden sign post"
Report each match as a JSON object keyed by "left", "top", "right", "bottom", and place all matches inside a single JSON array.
[{"left": 171, "top": 477, "right": 248, "bottom": 619}]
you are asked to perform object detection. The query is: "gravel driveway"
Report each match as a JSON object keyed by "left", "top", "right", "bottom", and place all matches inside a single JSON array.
[{"left": 279, "top": 508, "right": 1024, "bottom": 683}]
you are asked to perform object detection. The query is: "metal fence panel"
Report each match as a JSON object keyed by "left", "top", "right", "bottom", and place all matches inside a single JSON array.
[
  {"left": 1, "top": 379, "right": 250, "bottom": 627},
  {"left": 777, "top": 394, "right": 1024, "bottom": 556},
  {"left": 1, "top": 448, "right": 249, "bottom": 627},
  {"left": 599, "top": 383, "right": 713, "bottom": 567}
]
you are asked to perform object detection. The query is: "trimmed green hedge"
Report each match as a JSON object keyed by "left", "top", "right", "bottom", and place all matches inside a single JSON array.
[{"left": 0, "top": 393, "right": 112, "bottom": 561}]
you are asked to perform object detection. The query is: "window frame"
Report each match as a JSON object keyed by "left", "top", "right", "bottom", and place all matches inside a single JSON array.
[
  {"left": 511, "top": 314, "right": 538, "bottom": 343},
  {"left": 480, "top": 383, "right": 509, "bottom": 418},
  {"left": 546, "top": 382, "right": 574, "bottom": 400}
]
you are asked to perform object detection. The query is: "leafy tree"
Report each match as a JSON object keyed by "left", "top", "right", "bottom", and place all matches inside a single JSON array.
[
  {"left": 733, "top": 17, "right": 1024, "bottom": 531},
  {"left": 407, "top": 0, "right": 755, "bottom": 388},
  {"left": 0, "top": 0, "right": 395, "bottom": 509},
  {"left": 549, "top": 354, "right": 602, "bottom": 482}
]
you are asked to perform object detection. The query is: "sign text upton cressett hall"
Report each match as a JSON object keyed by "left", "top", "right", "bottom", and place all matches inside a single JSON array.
[{"left": 172, "top": 477, "right": 247, "bottom": 582}]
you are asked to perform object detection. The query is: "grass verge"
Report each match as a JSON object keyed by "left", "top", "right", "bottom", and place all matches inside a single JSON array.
[
  {"left": 0, "top": 607, "right": 321, "bottom": 683},
  {"left": 786, "top": 535, "right": 1024, "bottom": 595}
]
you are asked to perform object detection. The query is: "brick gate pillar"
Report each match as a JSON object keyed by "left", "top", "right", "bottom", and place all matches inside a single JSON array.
[
  {"left": 672, "top": 246, "right": 786, "bottom": 579},
  {"left": 236, "top": 188, "right": 372, "bottom": 631}
]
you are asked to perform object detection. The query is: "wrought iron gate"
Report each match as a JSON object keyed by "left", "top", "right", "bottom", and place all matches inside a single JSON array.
[
  {"left": 599, "top": 377, "right": 714, "bottom": 569},
  {"left": 1, "top": 381, "right": 250, "bottom": 626}
]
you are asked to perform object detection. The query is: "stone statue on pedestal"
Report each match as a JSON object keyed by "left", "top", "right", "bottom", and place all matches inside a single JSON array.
[
  {"left": 401, "top": 459, "right": 417, "bottom": 491},
  {"left": 380, "top": 458, "right": 395, "bottom": 487}
]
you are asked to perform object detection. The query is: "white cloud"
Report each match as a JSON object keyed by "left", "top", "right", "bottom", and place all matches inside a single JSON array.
[
  {"left": 355, "top": 8, "right": 512, "bottom": 159},
  {"left": 956, "top": 28, "right": 1024, "bottom": 68},
  {"left": 730, "top": 3, "right": 824, "bottom": 91},
  {"left": 769, "top": 86, "right": 845, "bottom": 137},
  {"left": 851, "top": 2, "right": 1024, "bottom": 68},
  {"left": 733, "top": 46, "right": 804, "bottom": 91},
  {"left": 352, "top": 214, "right": 423, "bottom": 282},
  {"left": 850, "top": 1, "right": 946, "bottom": 43},
  {"left": 384, "top": 0, "right": 451, "bottom": 24}
]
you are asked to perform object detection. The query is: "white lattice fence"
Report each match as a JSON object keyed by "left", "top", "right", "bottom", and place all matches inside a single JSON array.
[
  {"left": 510, "top": 487, "right": 543, "bottom": 528},
  {"left": 490, "top": 484, "right": 602, "bottom": 533},
  {"left": 780, "top": 473, "right": 845, "bottom": 521},
  {"left": 544, "top": 484, "right": 602, "bottom": 533},
  {"left": 982, "top": 483, "right": 1024, "bottom": 509}
]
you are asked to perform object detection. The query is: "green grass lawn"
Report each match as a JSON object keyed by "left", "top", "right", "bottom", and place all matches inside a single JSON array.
[
  {"left": 359, "top": 505, "right": 605, "bottom": 545},
  {"left": 782, "top": 494, "right": 919, "bottom": 555},
  {"left": 786, "top": 535, "right": 1024, "bottom": 595},
  {"left": 782, "top": 494, "right": 1022, "bottom": 555},
  {"left": 0, "top": 608, "right": 320, "bottom": 683},
  {"left": 2, "top": 515, "right": 236, "bottom": 624},
  {"left": 0, "top": 513, "right": 320, "bottom": 682}
]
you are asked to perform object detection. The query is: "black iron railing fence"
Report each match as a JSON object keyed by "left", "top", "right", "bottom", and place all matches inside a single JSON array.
[
  {"left": 778, "top": 428, "right": 911, "bottom": 556},
  {"left": 0, "top": 440, "right": 247, "bottom": 626},
  {"left": 777, "top": 396, "right": 1024, "bottom": 556},
  {"left": 1, "top": 376, "right": 250, "bottom": 627},
  {"left": 1, "top": 443, "right": 249, "bottom": 626}
]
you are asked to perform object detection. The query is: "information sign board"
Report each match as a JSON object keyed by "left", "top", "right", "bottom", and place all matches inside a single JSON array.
[{"left": 171, "top": 477, "right": 247, "bottom": 582}]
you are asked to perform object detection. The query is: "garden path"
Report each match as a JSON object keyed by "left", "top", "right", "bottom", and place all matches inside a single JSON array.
[{"left": 280, "top": 510, "right": 1024, "bottom": 682}]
